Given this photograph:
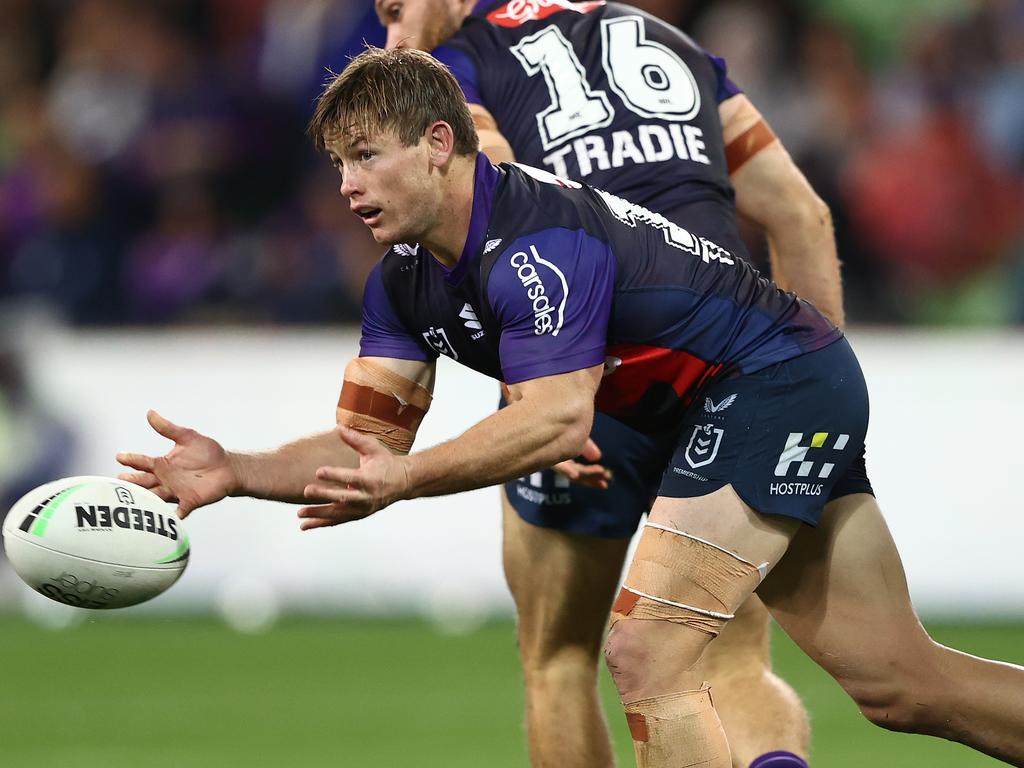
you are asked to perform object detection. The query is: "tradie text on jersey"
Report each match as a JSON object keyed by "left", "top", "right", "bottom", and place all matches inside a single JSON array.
[{"left": 541, "top": 124, "right": 710, "bottom": 178}]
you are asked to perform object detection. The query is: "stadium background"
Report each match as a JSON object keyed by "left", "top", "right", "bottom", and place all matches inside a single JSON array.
[{"left": 1, "top": 0, "right": 1022, "bottom": 766}]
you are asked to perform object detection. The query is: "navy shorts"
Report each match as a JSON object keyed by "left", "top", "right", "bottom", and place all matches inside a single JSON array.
[{"left": 503, "top": 337, "right": 873, "bottom": 537}]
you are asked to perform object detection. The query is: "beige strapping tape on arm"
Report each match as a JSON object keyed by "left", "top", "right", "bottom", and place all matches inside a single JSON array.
[{"left": 336, "top": 358, "right": 432, "bottom": 454}]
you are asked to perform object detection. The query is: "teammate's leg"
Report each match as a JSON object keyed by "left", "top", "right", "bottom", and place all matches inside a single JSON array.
[
  {"left": 502, "top": 491, "right": 629, "bottom": 768},
  {"left": 702, "top": 594, "right": 810, "bottom": 767},
  {"left": 604, "top": 485, "right": 800, "bottom": 768},
  {"left": 759, "top": 492, "right": 1024, "bottom": 765}
]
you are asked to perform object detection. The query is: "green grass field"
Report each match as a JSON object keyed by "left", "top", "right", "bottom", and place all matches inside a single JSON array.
[{"left": 0, "top": 615, "right": 1020, "bottom": 767}]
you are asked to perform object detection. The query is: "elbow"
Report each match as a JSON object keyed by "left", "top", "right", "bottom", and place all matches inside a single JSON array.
[
  {"left": 788, "top": 188, "right": 831, "bottom": 231},
  {"left": 757, "top": 179, "right": 832, "bottom": 234},
  {"left": 807, "top": 193, "right": 832, "bottom": 231}
]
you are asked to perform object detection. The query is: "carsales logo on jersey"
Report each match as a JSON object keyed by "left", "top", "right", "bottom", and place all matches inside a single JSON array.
[{"left": 510, "top": 245, "right": 568, "bottom": 336}]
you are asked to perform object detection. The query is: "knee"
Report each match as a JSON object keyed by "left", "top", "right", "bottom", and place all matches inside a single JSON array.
[
  {"left": 604, "top": 618, "right": 705, "bottom": 702},
  {"left": 520, "top": 638, "right": 600, "bottom": 690},
  {"left": 603, "top": 619, "right": 648, "bottom": 696}
]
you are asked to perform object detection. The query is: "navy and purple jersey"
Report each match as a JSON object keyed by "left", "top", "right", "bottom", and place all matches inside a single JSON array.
[
  {"left": 359, "top": 155, "right": 841, "bottom": 433},
  {"left": 432, "top": 0, "right": 741, "bottom": 222}
]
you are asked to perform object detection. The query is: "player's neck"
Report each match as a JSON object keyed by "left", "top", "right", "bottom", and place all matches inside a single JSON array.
[{"left": 419, "top": 153, "right": 478, "bottom": 269}]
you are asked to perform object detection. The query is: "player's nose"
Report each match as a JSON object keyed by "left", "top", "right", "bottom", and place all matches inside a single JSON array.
[{"left": 340, "top": 171, "right": 360, "bottom": 199}]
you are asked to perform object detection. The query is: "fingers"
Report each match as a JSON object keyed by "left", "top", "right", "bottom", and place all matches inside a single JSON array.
[
  {"left": 303, "top": 481, "right": 364, "bottom": 504},
  {"left": 298, "top": 516, "right": 338, "bottom": 531},
  {"left": 116, "top": 452, "right": 154, "bottom": 472},
  {"left": 296, "top": 503, "right": 365, "bottom": 529},
  {"left": 336, "top": 425, "right": 382, "bottom": 455},
  {"left": 118, "top": 471, "right": 160, "bottom": 489},
  {"left": 580, "top": 437, "right": 603, "bottom": 462},
  {"left": 146, "top": 410, "right": 189, "bottom": 442},
  {"left": 313, "top": 465, "right": 360, "bottom": 486},
  {"left": 553, "top": 459, "right": 612, "bottom": 490}
]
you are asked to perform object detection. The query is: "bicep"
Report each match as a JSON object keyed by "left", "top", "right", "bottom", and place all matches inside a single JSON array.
[{"left": 505, "top": 365, "right": 602, "bottom": 407}]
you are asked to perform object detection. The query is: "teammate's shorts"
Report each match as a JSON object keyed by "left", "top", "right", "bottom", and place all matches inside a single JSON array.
[
  {"left": 502, "top": 336, "right": 873, "bottom": 537},
  {"left": 659, "top": 336, "right": 870, "bottom": 525}
]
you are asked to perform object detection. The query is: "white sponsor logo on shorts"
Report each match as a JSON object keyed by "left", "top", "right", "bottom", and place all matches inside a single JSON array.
[
  {"left": 774, "top": 432, "right": 850, "bottom": 479},
  {"left": 672, "top": 466, "right": 709, "bottom": 482},
  {"left": 769, "top": 482, "right": 824, "bottom": 496},
  {"left": 704, "top": 394, "right": 737, "bottom": 413}
]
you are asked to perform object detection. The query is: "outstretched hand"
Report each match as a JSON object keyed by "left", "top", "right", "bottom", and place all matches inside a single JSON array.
[
  {"left": 116, "top": 410, "right": 238, "bottom": 519},
  {"left": 553, "top": 437, "right": 613, "bottom": 490},
  {"left": 297, "top": 426, "right": 410, "bottom": 530}
]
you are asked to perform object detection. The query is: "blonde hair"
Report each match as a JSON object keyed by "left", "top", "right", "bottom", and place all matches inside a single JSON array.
[{"left": 308, "top": 46, "right": 479, "bottom": 155}]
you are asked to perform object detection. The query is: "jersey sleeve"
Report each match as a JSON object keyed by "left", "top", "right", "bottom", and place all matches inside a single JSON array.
[
  {"left": 359, "top": 261, "right": 435, "bottom": 361},
  {"left": 432, "top": 44, "right": 483, "bottom": 105},
  {"left": 487, "top": 229, "right": 616, "bottom": 384},
  {"left": 704, "top": 52, "right": 742, "bottom": 103}
]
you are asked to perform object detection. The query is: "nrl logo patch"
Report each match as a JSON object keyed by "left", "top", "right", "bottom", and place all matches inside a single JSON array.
[
  {"left": 422, "top": 327, "right": 458, "bottom": 360},
  {"left": 684, "top": 424, "right": 724, "bottom": 469}
]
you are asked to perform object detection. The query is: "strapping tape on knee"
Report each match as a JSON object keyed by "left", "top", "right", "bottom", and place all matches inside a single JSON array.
[
  {"left": 625, "top": 684, "right": 730, "bottom": 765},
  {"left": 611, "top": 522, "right": 767, "bottom": 637}
]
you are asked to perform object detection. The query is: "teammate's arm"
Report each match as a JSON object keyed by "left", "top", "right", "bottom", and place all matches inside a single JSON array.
[
  {"left": 721, "top": 94, "right": 845, "bottom": 327},
  {"left": 469, "top": 103, "right": 516, "bottom": 163},
  {"left": 116, "top": 356, "right": 435, "bottom": 518},
  {"left": 300, "top": 364, "right": 602, "bottom": 526}
]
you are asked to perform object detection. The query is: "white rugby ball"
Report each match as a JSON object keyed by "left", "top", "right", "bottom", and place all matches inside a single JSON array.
[{"left": 2, "top": 476, "right": 189, "bottom": 609}]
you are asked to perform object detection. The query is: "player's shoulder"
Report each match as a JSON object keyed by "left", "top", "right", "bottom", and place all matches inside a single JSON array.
[{"left": 493, "top": 162, "right": 596, "bottom": 224}]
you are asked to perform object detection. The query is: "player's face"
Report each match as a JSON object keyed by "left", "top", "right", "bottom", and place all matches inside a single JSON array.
[
  {"left": 378, "top": 0, "right": 467, "bottom": 52},
  {"left": 326, "top": 129, "right": 440, "bottom": 247}
]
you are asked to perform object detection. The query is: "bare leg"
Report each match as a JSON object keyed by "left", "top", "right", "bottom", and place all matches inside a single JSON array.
[
  {"left": 759, "top": 493, "right": 1024, "bottom": 766},
  {"left": 604, "top": 486, "right": 800, "bottom": 767},
  {"left": 502, "top": 491, "right": 628, "bottom": 768},
  {"left": 703, "top": 594, "right": 811, "bottom": 766}
]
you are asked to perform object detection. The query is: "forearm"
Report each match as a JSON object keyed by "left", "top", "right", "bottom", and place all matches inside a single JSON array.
[
  {"left": 230, "top": 430, "right": 359, "bottom": 504},
  {"left": 731, "top": 140, "right": 846, "bottom": 328},
  {"left": 401, "top": 399, "right": 590, "bottom": 499},
  {"left": 765, "top": 202, "right": 845, "bottom": 328}
]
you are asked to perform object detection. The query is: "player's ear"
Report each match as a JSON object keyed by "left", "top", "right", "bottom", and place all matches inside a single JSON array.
[{"left": 426, "top": 120, "right": 455, "bottom": 168}]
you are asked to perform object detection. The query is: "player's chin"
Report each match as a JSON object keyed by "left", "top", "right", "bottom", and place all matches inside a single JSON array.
[{"left": 369, "top": 223, "right": 397, "bottom": 245}]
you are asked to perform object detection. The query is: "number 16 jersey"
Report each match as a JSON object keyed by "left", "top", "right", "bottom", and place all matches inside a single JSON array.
[{"left": 433, "top": 0, "right": 739, "bottom": 218}]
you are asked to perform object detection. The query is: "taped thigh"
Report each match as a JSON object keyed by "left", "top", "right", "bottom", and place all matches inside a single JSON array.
[{"left": 611, "top": 521, "right": 768, "bottom": 641}]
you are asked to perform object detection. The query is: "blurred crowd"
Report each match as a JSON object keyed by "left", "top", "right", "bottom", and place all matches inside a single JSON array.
[{"left": 1, "top": 0, "right": 1023, "bottom": 326}]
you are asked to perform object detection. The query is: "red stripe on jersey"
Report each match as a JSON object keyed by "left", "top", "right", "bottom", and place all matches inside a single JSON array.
[
  {"left": 487, "top": 0, "right": 604, "bottom": 28},
  {"left": 596, "top": 344, "right": 724, "bottom": 419}
]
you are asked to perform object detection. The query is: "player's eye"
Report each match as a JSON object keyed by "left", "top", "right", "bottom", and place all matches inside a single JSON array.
[
  {"left": 384, "top": 3, "right": 401, "bottom": 21},
  {"left": 360, "top": 150, "right": 375, "bottom": 162}
]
